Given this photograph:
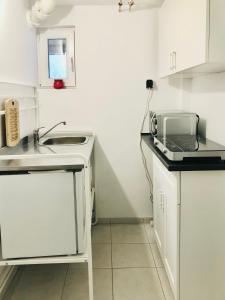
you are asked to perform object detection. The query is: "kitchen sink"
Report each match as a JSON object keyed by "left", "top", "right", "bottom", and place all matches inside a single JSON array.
[{"left": 42, "top": 136, "right": 88, "bottom": 146}]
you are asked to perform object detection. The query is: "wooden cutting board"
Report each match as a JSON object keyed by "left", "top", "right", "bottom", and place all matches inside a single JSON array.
[{"left": 4, "top": 99, "right": 20, "bottom": 147}]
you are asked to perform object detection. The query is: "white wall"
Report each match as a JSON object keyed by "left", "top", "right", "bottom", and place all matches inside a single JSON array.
[
  {"left": 38, "top": 6, "right": 182, "bottom": 218},
  {"left": 0, "top": 0, "right": 37, "bottom": 86},
  {"left": 0, "top": 0, "right": 37, "bottom": 146},
  {"left": 182, "top": 72, "right": 225, "bottom": 146},
  {"left": 0, "top": 0, "right": 37, "bottom": 289}
]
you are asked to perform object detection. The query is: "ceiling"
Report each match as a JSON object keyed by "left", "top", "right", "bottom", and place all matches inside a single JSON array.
[{"left": 55, "top": 0, "right": 164, "bottom": 6}]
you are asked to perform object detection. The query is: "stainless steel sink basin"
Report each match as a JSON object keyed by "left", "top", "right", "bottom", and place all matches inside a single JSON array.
[{"left": 42, "top": 136, "right": 88, "bottom": 146}]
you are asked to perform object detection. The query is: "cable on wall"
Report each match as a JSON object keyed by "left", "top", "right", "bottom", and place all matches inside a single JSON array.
[{"left": 140, "top": 81, "right": 154, "bottom": 202}]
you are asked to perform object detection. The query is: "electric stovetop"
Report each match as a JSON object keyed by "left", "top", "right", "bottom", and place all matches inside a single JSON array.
[{"left": 153, "top": 135, "right": 225, "bottom": 161}]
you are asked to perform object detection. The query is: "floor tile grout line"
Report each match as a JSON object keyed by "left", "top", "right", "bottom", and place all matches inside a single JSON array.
[
  {"left": 155, "top": 267, "right": 167, "bottom": 300},
  {"left": 111, "top": 242, "right": 151, "bottom": 245},
  {"left": 92, "top": 242, "right": 112, "bottom": 245},
  {"left": 111, "top": 268, "right": 114, "bottom": 300},
  {"left": 143, "top": 222, "right": 159, "bottom": 270},
  {"left": 93, "top": 267, "right": 114, "bottom": 270},
  {"left": 143, "top": 222, "right": 153, "bottom": 244},
  {"left": 3, "top": 268, "right": 23, "bottom": 300},
  {"left": 111, "top": 266, "right": 158, "bottom": 270},
  {"left": 144, "top": 221, "right": 167, "bottom": 300},
  {"left": 93, "top": 242, "right": 153, "bottom": 244},
  {"left": 60, "top": 264, "right": 69, "bottom": 300},
  {"left": 93, "top": 242, "right": 156, "bottom": 245},
  {"left": 149, "top": 243, "right": 158, "bottom": 268},
  {"left": 93, "top": 266, "right": 157, "bottom": 269},
  {"left": 109, "top": 223, "right": 114, "bottom": 300}
]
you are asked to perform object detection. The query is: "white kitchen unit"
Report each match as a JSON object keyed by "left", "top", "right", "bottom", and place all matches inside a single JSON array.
[
  {"left": 0, "top": 170, "right": 86, "bottom": 259},
  {"left": 153, "top": 156, "right": 180, "bottom": 296},
  {"left": 153, "top": 154, "right": 225, "bottom": 300},
  {"left": 158, "top": 0, "right": 225, "bottom": 78},
  {"left": 0, "top": 133, "right": 95, "bottom": 300},
  {"left": 0, "top": 165, "right": 94, "bottom": 300}
]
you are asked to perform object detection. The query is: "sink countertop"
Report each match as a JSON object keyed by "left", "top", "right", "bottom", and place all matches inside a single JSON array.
[{"left": 0, "top": 134, "right": 95, "bottom": 172}]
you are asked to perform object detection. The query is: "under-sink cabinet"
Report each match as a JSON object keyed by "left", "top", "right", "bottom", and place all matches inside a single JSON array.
[
  {"left": 153, "top": 154, "right": 225, "bottom": 300},
  {"left": 0, "top": 160, "right": 94, "bottom": 300},
  {"left": 0, "top": 170, "right": 86, "bottom": 259},
  {"left": 158, "top": 0, "right": 225, "bottom": 78}
]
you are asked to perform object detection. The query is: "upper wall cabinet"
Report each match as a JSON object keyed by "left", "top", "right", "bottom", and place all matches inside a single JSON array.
[{"left": 158, "top": 0, "right": 225, "bottom": 78}]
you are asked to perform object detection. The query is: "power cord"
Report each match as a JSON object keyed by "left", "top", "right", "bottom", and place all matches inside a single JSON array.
[{"left": 140, "top": 86, "right": 154, "bottom": 202}]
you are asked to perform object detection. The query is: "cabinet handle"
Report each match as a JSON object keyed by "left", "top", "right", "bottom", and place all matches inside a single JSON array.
[
  {"left": 160, "top": 192, "right": 164, "bottom": 212},
  {"left": 170, "top": 53, "right": 173, "bottom": 71},
  {"left": 173, "top": 51, "right": 176, "bottom": 71}
]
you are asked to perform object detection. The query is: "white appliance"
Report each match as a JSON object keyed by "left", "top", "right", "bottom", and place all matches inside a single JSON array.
[
  {"left": 0, "top": 170, "right": 86, "bottom": 259},
  {"left": 150, "top": 111, "right": 199, "bottom": 137}
]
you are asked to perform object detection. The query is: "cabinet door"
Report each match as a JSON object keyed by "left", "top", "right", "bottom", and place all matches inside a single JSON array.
[
  {"left": 0, "top": 172, "right": 77, "bottom": 259},
  {"left": 153, "top": 155, "right": 180, "bottom": 298},
  {"left": 163, "top": 171, "right": 180, "bottom": 297},
  {"left": 158, "top": 0, "right": 177, "bottom": 77},
  {"left": 153, "top": 176, "right": 164, "bottom": 256},
  {"left": 158, "top": 0, "right": 209, "bottom": 77},
  {"left": 180, "top": 171, "right": 225, "bottom": 300},
  {"left": 175, "top": 0, "right": 209, "bottom": 72}
]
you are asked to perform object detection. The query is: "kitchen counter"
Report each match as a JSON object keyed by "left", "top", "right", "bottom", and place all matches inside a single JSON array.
[
  {"left": 0, "top": 134, "right": 94, "bottom": 172},
  {"left": 0, "top": 131, "right": 95, "bottom": 273},
  {"left": 142, "top": 134, "right": 225, "bottom": 171}
]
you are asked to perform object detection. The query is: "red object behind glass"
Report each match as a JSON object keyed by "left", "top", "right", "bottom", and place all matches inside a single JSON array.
[{"left": 54, "top": 79, "right": 65, "bottom": 89}]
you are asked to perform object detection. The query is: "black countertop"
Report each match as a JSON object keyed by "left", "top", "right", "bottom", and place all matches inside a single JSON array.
[{"left": 142, "top": 134, "right": 225, "bottom": 172}]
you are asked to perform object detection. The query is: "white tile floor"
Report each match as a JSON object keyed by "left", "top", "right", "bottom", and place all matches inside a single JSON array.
[{"left": 3, "top": 224, "right": 175, "bottom": 300}]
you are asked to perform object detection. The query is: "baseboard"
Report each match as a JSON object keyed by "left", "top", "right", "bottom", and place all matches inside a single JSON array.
[
  {"left": 97, "top": 217, "right": 153, "bottom": 224},
  {"left": 0, "top": 266, "right": 18, "bottom": 300}
]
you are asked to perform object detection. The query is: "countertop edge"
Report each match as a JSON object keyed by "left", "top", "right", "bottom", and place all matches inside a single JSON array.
[{"left": 0, "top": 165, "right": 85, "bottom": 173}]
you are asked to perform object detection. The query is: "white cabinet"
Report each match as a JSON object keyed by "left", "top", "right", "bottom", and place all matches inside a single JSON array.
[
  {"left": 153, "top": 174, "right": 164, "bottom": 255},
  {"left": 0, "top": 170, "right": 86, "bottom": 259},
  {"left": 153, "top": 154, "right": 225, "bottom": 300},
  {"left": 163, "top": 171, "right": 180, "bottom": 295},
  {"left": 174, "top": 0, "right": 208, "bottom": 73},
  {"left": 179, "top": 171, "right": 225, "bottom": 300},
  {"left": 158, "top": 0, "right": 177, "bottom": 77},
  {"left": 153, "top": 156, "right": 180, "bottom": 297},
  {"left": 158, "top": 0, "right": 225, "bottom": 78}
]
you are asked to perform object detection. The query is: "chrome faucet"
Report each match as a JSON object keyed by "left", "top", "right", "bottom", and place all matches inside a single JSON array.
[{"left": 34, "top": 121, "right": 67, "bottom": 143}]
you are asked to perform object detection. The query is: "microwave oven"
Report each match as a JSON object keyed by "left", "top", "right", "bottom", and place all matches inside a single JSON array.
[{"left": 149, "top": 111, "right": 199, "bottom": 137}]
